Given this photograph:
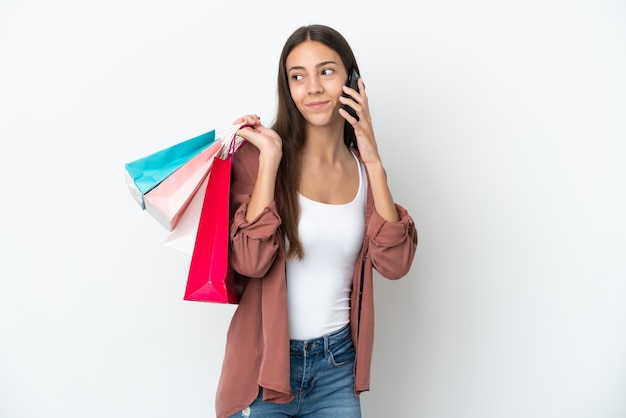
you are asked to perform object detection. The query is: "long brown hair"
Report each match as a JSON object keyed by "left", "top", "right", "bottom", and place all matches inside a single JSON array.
[{"left": 272, "top": 24, "right": 360, "bottom": 259}]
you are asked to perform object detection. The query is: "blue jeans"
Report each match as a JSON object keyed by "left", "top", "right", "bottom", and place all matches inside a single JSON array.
[{"left": 230, "top": 324, "right": 361, "bottom": 417}]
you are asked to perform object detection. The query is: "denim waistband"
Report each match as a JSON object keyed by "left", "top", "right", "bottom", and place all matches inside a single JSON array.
[{"left": 289, "top": 324, "right": 351, "bottom": 355}]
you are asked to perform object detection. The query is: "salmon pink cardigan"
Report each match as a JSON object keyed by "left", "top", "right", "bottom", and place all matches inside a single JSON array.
[{"left": 215, "top": 143, "right": 417, "bottom": 418}]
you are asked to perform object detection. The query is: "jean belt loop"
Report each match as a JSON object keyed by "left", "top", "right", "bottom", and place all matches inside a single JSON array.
[{"left": 324, "top": 333, "right": 330, "bottom": 354}]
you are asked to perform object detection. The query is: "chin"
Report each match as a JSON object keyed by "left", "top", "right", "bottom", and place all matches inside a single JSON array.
[
  {"left": 307, "top": 111, "right": 343, "bottom": 126},
  {"left": 304, "top": 114, "right": 331, "bottom": 126}
]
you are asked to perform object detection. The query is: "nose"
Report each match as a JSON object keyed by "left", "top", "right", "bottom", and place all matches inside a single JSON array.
[{"left": 306, "top": 75, "right": 323, "bottom": 95}]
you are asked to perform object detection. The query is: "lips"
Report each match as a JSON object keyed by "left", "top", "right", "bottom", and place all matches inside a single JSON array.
[{"left": 305, "top": 100, "right": 329, "bottom": 110}]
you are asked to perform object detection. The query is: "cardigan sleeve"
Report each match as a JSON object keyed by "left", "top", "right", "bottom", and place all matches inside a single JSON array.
[
  {"left": 366, "top": 203, "right": 418, "bottom": 279},
  {"left": 228, "top": 143, "right": 283, "bottom": 278}
]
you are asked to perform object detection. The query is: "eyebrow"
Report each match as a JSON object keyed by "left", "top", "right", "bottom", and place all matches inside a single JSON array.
[{"left": 287, "top": 60, "right": 339, "bottom": 73}]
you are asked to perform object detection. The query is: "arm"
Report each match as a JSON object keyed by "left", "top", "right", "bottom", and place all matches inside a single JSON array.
[
  {"left": 228, "top": 116, "right": 284, "bottom": 278},
  {"left": 339, "top": 79, "right": 417, "bottom": 277},
  {"left": 339, "top": 78, "right": 399, "bottom": 222},
  {"left": 232, "top": 114, "right": 283, "bottom": 222}
]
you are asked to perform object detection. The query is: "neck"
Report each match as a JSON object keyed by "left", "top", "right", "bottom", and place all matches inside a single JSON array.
[{"left": 302, "top": 122, "right": 349, "bottom": 163}]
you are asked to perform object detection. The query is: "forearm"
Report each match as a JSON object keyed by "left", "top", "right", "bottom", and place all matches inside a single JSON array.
[
  {"left": 364, "top": 160, "right": 400, "bottom": 223},
  {"left": 245, "top": 157, "right": 279, "bottom": 222}
]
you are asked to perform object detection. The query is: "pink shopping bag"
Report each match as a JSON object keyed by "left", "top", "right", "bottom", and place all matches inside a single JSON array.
[{"left": 144, "top": 140, "right": 223, "bottom": 231}]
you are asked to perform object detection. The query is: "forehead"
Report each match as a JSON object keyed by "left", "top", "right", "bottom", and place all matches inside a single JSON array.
[{"left": 286, "top": 40, "right": 341, "bottom": 70}]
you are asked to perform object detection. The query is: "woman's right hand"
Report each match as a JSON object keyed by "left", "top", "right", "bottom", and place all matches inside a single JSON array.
[
  {"left": 232, "top": 114, "right": 283, "bottom": 221},
  {"left": 233, "top": 114, "right": 283, "bottom": 169}
]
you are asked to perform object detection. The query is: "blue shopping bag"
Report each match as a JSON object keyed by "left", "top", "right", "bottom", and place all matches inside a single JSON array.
[{"left": 125, "top": 130, "right": 217, "bottom": 208}]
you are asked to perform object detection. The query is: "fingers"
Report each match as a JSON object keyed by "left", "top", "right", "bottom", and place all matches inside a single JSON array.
[
  {"left": 338, "top": 105, "right": 359, "bottom": 123},
  {"left": 234, "top": 122, "right": 283, "bottom": 168},
  {"left": 235, "top": 125, "right": 259, "bottom": 141},
  {"left": 232, "top": 114, "right": 262, "bottom": 126},
  {"left": 342, "top": 77, "right": 365, "bottom": 98},
  {"left": 234, "top": 120, "right": 280, "bottom": 148},
  {"left": 339, "top": 94, "right": 364, "bottom": 123},
  {"left": 340, "top": 79, "right": 368, "bottom": 123}
]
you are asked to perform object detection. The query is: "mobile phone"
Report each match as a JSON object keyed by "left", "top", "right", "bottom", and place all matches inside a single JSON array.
[{"left": 342, "top": 68, "right": 360, "bottom": 120}]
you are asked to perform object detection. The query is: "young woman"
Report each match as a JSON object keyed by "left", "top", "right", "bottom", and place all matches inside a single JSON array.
[{"left": 217, "top": 24, "right": 418, "bottom": 418}]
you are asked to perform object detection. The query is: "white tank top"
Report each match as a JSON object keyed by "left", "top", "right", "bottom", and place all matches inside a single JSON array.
[{"left": 286, "top": 151, "right": 366, "bottom": 340}]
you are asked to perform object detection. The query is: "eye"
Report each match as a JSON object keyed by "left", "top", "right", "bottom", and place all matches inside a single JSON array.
[
  {"left": 321, "top": 68, "right": 335, "bottom": 76},
  {"left": 291, "top": 74, "right": 303, "bottom": 81}
]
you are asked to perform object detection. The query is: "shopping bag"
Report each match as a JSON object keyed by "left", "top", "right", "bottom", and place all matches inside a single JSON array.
[
  {"left": 183, "top": 150, "right": 238, "bottom": 303},
  {"left": 183, "top": 124, "right": 247, "bottom": 304},
  {"left": 125, "top": 130, "right": 217, "bottom": 208},
  {"left": 162, "top": 173, "right": 207, "bottom": 255},
  {"left": 143, "top": 140, "right": 223, "bottom": 231},
  {"left": 163, "top": 123, "right": 248, "bottom": 255}
]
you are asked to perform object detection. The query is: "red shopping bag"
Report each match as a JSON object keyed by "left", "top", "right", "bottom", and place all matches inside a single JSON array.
[{"left": 183, "top": 146, "right": 240, "bottom": 304}]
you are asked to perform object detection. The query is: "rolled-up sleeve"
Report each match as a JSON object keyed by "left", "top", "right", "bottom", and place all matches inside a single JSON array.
[
  {"left": 229, "top": 200, "right": 282, "bottom": 278},
  {"left": 367, "top": 204, "right": 418, "bottom": 279}
]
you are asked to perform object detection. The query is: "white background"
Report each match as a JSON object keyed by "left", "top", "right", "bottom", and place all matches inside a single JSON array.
[{"left": 1, "top": 1, "right": 625, "bottom": 417}]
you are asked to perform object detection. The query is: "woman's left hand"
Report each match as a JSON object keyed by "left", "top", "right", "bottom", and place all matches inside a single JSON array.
[
  {"left": 338, "top": 78, "right": 380, "bottom": 165},
  {"left": 339, "top": 77, "right": 400, "bottom": 222}
]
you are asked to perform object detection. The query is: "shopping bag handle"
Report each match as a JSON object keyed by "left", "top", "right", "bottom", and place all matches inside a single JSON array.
[{"left": 226, "top": 124, "right": 251, "bottom": 159}]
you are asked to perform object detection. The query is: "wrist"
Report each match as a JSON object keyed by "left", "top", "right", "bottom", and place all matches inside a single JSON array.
[
  {"left": 258, "top": 148, "right": 282, "bottom": 169},
  {"left": 364, "top": 158, "right": 384, "bottom": 174}
]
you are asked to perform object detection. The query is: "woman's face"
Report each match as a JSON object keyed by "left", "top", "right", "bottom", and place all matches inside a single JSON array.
[{"left": 285, "top": 40, "right": 348, "bottom": 128}]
